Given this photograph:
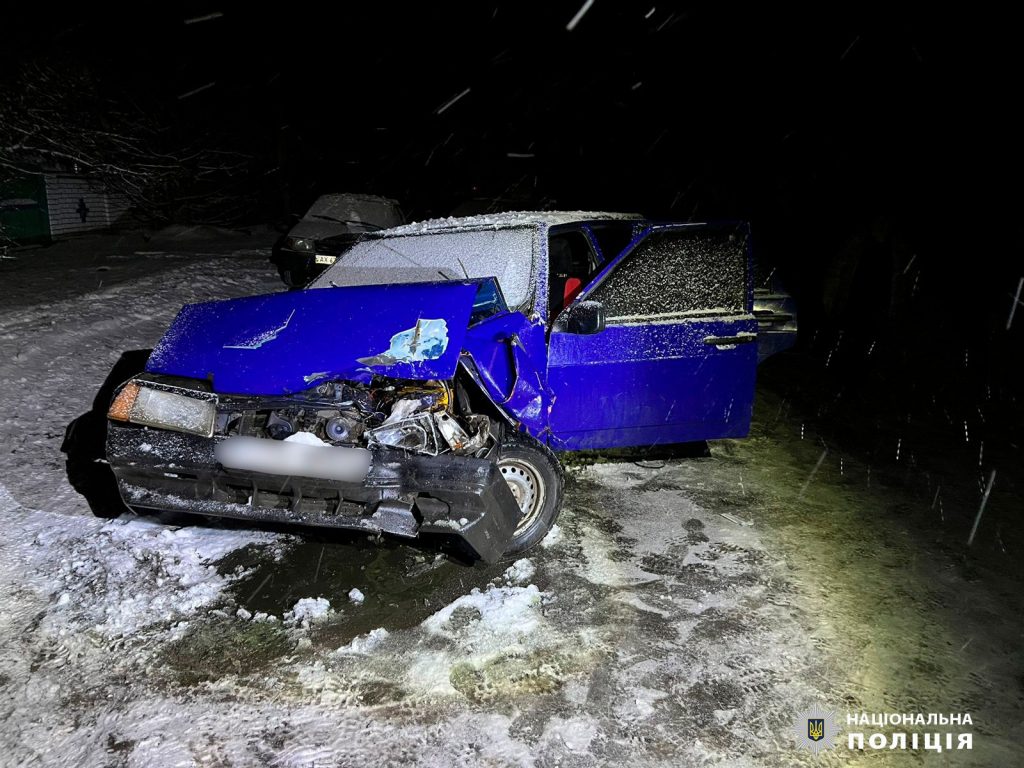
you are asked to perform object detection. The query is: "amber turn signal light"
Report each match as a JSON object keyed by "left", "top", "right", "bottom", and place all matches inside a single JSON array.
[{"left": 107, "top": 381, "right": 141, "bottom": 422}]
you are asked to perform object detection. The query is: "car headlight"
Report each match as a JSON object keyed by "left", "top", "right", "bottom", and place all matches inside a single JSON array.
[
  {"left": 285, "top": 236, "right": 316, "bottom": 252},
  {"left": 108, "top": 380, "right": 217, "bottom": 437}
]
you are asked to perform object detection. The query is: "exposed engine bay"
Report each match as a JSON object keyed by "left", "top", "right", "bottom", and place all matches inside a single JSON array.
[{"left": 214, "top": 376, "right": 496, "bottom": 458}]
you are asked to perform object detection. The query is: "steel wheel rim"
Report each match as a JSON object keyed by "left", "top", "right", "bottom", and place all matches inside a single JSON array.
[{"left": 499, "top": 458, "right": 546, "bottom": 535}]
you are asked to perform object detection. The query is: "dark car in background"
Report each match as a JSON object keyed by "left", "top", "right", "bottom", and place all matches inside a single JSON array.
[{"left": 270, "top": 193, "right": 404, "bottom": 287}]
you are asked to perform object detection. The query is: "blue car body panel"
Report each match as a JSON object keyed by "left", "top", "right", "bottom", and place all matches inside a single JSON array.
[
  {"left": 545, "top": 222, "right": 757, "bottom": 450},
  {"left": 547, "top": 317, "right": 758, "bottom": 449},
  {"left": 146, "top": 281, "right": 479, "bottom": 395}
]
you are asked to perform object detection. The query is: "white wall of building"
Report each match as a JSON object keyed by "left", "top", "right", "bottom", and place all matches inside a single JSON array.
[{"left": 43, "top": 175, "right": 130, "bottom": 237}]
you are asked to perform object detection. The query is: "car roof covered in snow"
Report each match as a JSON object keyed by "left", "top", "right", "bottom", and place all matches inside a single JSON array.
[{"left": 379, "top": 210, "right": 645, "bottom": 237}]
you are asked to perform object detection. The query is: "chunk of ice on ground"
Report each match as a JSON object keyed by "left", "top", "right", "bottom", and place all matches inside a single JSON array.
[
  {"left": 285, "top": 597, "right": 332, "bottom": 628},
  {"left": 540, "top": 523, "right": 562, "bottom": 548},
  {"left": 423, "top": 584, "right": 545, "bottom": 638},
  {"left": 335, "top": 627, "right": 389, "bottom": 655},
  {"left": 348, "top": 588, "right": 365, "bottom": 604},
  {"left": 502, "top": 558, "right": 536, "bottom": 585}
]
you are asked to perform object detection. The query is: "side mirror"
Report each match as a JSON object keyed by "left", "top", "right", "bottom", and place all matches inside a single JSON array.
[{"left": 555, "top": 300, "right": 606, "bottom": 335}]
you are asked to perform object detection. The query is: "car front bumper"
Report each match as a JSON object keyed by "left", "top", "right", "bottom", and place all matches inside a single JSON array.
[
  {"left": 269, "top": 246, "right": 324, "bottom": 287},
  {"left": 107, "top": 422, "right": 521, "bottom": 563},
  {"left": 270, "top": 238, "right": 345, "bottom": 287}
]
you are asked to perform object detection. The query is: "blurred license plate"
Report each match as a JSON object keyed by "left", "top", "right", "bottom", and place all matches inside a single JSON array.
[
  {"left": 314, "top": 254, "right": 337, "bottom": 265},
  {"left": 215, "top": 436, "right": 371, "bottom": 482}
]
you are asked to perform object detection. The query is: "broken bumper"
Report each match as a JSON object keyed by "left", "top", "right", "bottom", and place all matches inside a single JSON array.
[{"left": 107, "top": 423, "right": 521, "bottom": 564}]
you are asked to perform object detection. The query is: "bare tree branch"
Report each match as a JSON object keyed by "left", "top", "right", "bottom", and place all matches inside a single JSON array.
[{"left": 1, "top": 60, "right": 252, "bottom": 225}]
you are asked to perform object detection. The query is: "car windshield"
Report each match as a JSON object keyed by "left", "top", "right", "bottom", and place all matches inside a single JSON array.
[
  {"left": 304, "top": 194, "right": 403, "bottom": 229},
  {"left": 311, "top": 227, "right": 536, "bottom": 309}
]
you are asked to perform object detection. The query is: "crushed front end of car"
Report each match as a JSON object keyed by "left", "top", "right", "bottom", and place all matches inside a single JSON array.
[{"left": 105, "top": 280, "right": 528, "bottom": 564}]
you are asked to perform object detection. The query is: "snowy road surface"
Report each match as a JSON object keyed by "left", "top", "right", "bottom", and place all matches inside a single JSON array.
[{"left": 0, "top": 238, "right": 1020, "bottom": 766}]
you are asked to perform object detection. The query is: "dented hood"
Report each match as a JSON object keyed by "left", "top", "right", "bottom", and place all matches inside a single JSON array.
[{"left": 145, "top": 282, "right": 480, "bottom": 395}]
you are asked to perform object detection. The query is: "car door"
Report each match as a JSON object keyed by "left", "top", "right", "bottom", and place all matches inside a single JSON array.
[{"left": 546, "top": 223, "right": 757, "bottom": 450}]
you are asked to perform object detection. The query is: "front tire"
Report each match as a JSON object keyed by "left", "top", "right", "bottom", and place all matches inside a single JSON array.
[{"left": 496, "top": 432, "right": 564, "bottom": 555}]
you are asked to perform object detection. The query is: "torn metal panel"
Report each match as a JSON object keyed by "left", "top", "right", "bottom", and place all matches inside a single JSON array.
[
  {"left": 367, "top": 412, "right": 444, "bottom": 455},
  {"left": 461, "top": 311, "right": 551, "bottom": 438}
]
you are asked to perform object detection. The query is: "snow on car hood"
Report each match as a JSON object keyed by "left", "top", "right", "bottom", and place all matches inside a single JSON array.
[{"left": 145, "top": 281, "right": 481, "bottom": 395}]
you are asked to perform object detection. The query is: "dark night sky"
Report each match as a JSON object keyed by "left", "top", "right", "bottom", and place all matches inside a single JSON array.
[{"left": 4, "top": 3, "right": 1022, "bottom": 342}]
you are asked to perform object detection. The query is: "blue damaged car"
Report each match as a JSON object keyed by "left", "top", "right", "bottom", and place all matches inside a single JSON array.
[{"left": 105, "top": 212, "right": 788, "bottom": 563}]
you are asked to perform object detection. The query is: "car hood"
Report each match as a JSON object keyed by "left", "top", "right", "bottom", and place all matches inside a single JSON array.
[
  {"left": 286, "top": 220, "right": 360, "bottom": 240},
  {"left": 146, "top": 282, "right": 481, "bottom": 395}
]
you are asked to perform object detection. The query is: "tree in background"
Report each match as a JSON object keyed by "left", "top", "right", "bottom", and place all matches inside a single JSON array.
[{"left": 0, "top": 60, "right": 251, "bottom": 226}]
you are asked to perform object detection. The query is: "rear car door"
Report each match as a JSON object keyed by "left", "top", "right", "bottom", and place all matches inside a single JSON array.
[{"left": 546, "top": 223, "right": 757, "bottom": 450}]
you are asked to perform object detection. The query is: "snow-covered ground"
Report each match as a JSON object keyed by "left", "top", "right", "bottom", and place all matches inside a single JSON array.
[{"left": 0, "top": 236, "right": 1020, "bottom": 766}]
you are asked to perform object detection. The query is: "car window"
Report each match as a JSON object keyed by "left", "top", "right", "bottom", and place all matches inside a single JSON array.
[
  {"left": 548, "top": 230, "right": 601, "bottom": 319},
  {"left": 305, "top": 195, "right": 403, "bottom": 228},
  {"left": 589, "top": 227, "right": 748, "bottom": 322},
  {"left": 586, "top": 222, "right": 637, "bottom": 262},
  {"left": 470, "top": 278, "right": 509, "bottom": 324},
  {"left": 311, "top": 227, "right": 536, "bottom": 309}
]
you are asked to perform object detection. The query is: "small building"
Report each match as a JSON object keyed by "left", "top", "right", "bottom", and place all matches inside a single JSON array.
[{"left": 0, "top": 173, "right": 130, "bottom": 244}]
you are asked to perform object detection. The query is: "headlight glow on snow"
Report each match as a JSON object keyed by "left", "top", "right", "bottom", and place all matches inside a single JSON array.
[{"left": 108, "top": 380, "right": 217, "bottom": 437}]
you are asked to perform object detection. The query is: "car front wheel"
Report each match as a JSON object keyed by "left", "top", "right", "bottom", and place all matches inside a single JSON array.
[
  {"left": 277, "top": 267, "right": 307, "bottom": 289},
  {"left": 496, "top": 432, "right": 564, "bottom": 555}
]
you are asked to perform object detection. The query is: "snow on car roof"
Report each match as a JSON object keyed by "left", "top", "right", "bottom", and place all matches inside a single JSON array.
[{"left": 381, "top": 210, "right": 645, "bottom": 236}]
